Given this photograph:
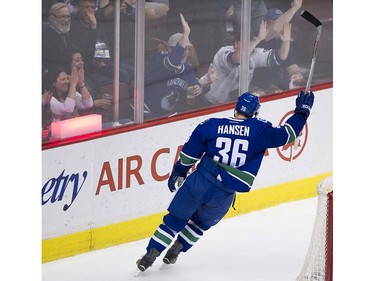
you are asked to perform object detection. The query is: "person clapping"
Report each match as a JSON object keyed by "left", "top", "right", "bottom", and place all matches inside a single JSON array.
[{"left": 44, "top": 64, "right": 94, "bottom": 122}]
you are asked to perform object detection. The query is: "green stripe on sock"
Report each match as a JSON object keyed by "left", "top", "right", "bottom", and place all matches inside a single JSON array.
[
  {"left": 181, "top": 228, "right": 199, "bottom": 243},
  {"left": 154, "top": 230, "right": 172, "bottom": 245}
]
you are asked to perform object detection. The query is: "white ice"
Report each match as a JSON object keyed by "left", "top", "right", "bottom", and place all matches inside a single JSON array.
[{"left": 42, "top": 198, "right": 318, "bottom": 281}]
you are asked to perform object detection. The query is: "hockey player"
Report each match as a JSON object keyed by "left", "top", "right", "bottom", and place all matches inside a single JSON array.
[{"left": 136, "top": 90, "right": 314, "bottom": 272}]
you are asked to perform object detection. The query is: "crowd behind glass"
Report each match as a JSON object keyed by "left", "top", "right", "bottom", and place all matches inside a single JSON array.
[{"left": 42, "top": 0, "right": 332, "bottom": 143}]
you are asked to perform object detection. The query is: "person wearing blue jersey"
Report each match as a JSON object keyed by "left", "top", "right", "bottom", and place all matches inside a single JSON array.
[
  {"left": 144, "top": 13, "right": 202, "bottom": 116},
  {"left": 136, "top": 90, "right": 314, "bottom": 272}
]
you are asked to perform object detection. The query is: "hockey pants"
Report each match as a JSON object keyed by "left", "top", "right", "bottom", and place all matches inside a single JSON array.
[{"left": 146, "top": 158, "right": 235, "bottom": 254}]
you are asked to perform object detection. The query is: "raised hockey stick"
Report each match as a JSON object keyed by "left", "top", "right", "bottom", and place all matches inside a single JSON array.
[{"left": 293, "top": 10, "right": 322, "bottom": 150}]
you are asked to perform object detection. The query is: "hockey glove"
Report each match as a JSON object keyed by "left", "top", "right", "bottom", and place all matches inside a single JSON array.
[
  {"left": 295, "top": 91, "right": 315, "bottom": 118},
  {"left": 168, "top": 170, "right": 186, "bottom": 192},
  {"left": 167, "top": 161, "right": 189, "bottom": 192}
]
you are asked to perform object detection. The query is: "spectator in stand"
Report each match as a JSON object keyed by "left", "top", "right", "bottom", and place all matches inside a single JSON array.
[
  {"left": 66, "top": 49, "right": 114, "bottom": 119},
  {"left": 197, "top": 63, "right": 217, "bottom": 96},
  {"left": 230, "top": 0, "right": 268, "bottom": 39},
  {"left": 44, "top": 65, "right": 94, "bottom": 122},
  {"left": 262, "top": 0, "right": 303, "bottom": 42},
  {"left": 42, "top": 1, "right": 104, "bottom": 90},
  {"left": 202, "top": 19, "right": 292, "bottom": 105},
  {"left": 42, "top": 90, "right": 53, "bottom": 126},
  {"left": 69, "top": 0, "right": 101, "bottom": 77},
  {"left": 145, "top": 35, "right": 217, "bottom": 108},
  {"left": 65, "top": 48, "right": 131, "bottom": 124},
  {"left": 143, "top": 13, "right": 202, "bottom": 116},
  {"left": 146, "top": 0, "right": 170, "bottom": 20},
  {"left": 42, "top": 2, "right": 77, "bottom": 71},
  {"left": 123, "top": 0, "right": 170, "bottom": 20},
  {"left": 42, "top": 0, "right": 63, "bottom": 22},
  {"left": 125, "top": 0, "right": 171, "bottom": 43},
  {"left": 96, "top": 0, "right": 135, "bottom": 81},
  {"left": 65, "top": 0, "right": 79, "bottom": 14},
  {"left": 70, "top": 0, "right": 132, "bottom": 88},
  {"left": 230, "top": 0, "right": 302, "bottom": 42},
  {"left": 165, "top": 0, "right": 230, "bottom": 66},
  {"left": 42, "top": 67, "right": 53, "bottom": 142},
  {"left": 42, "top": 0, "right": 90, "bottom": 21},
  {"left": 42, "top": 84, "right": 53, "bottom": 142},
  {"left": 254, "top": 5, "right": 305, "bottom": 91}
]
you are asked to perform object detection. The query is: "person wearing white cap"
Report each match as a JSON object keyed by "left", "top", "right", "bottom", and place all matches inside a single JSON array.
[{"left": 143, "top": 13, "right": 203, "bottom": 116}]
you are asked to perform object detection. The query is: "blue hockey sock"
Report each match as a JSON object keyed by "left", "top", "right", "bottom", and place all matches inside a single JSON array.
[
  {"left": 146, "top": 223, "right": 176, "bottom": 253},
  {"left": 178, "top": 220, "right": 205, "bottom": 252}
]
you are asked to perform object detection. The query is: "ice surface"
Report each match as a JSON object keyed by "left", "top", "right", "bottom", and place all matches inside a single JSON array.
[{"left": 42, "top": 198, "right": 317, "bottom": 281}]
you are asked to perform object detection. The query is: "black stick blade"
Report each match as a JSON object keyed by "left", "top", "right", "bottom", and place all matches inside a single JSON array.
[{"left": 301, "top": 10, "right": 322, "bottom": 27}]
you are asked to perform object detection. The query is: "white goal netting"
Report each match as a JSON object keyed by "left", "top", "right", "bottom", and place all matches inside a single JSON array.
[{"left": 296, "top": 175, "right": 333, "bottom": 281}]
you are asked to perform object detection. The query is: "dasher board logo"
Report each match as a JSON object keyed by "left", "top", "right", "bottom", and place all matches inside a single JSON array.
[{"left": 276, "top": 110, "right": 308, "bottom": 162}]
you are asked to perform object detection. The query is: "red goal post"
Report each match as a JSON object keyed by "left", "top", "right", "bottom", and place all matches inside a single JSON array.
[{"left": 297, "top": 175, "right": 333, "bottom": 281}]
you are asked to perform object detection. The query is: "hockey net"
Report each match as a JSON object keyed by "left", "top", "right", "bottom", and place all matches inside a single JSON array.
[{"left": 296, "top": 175, "right": 333, "bottom": 281}]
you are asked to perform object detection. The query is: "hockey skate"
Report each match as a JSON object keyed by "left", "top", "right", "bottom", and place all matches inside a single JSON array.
[
  {"left": 136, "top": 248, "right": 160, "bottom": 272},
  {"left": 163, "top": 239, "right": 184, "bottom": 265}
]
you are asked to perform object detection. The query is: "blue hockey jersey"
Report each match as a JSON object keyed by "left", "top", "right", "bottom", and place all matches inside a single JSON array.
[
  {"left": 176, "top": 113, "right": 306, "bottom": 192},
  {"left": 144, "top": 43, "right": 200, "bottom": 115}
]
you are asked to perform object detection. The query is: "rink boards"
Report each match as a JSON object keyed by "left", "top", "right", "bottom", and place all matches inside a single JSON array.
[{"left": 42, "top": 87, "right": 333, "bottom": 263}]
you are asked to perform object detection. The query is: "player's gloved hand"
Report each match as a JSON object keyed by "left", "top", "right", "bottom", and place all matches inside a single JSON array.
[
  {"left": 168, "top": 169, "right": 186, "bottom": 192},
  {"left": 295, "top": 90, "right": 315, "bottom": 118}
]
